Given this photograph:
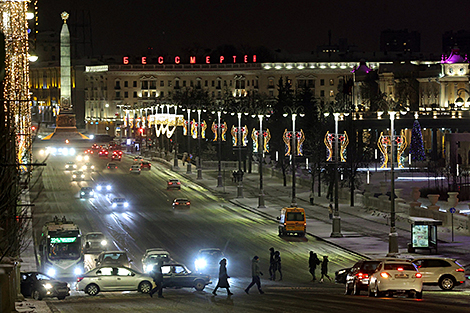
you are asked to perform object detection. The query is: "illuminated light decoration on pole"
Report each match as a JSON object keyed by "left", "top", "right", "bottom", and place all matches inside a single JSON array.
[
  {"left": 211, "top": 121, "right": 227, "bottom": 142},
  {"left": 231, "top": 125, "right": 248, "bottom": 147},
  {"left": 378, "top": 129, "right": 407, "bottom": 169},
  {"left": 0, "top": 0, "right": 32, "bottom": 172},
  {"left": 231, "top": 112, "right": 248, "bottom": 198},
  {"left": 324, "top": 131, "right": 348, "bottom": 162},
  {"left": 252, "top": 122, "right": 271, "bottom": 208}
]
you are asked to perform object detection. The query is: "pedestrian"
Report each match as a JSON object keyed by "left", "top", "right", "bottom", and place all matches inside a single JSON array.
[
  {"left": 328, "top": 203, "right": 333, "bottom": 220},
  {"left": 245, "top": 256, "right": 264, "bottom": 294},
  {"left": 319, "top": 255, "right": 332, "bottom": 283},
  {"left": 212, "top": 258, "right": 233, "bottom": 296},
  {"left": 149, "top": 261, "right": 164, "bottom": 298},
  {"left": 272, "top": 251, "right": 282, "bottom": 281},
  {"left": 309, "top": 191, "right": 314, "bottom": 205},
  {"left": 308, "top": 251, "right": 321, "bottom": 281},
  {"left": 268, "top": 247, "right": 275, "bottom": 280}
]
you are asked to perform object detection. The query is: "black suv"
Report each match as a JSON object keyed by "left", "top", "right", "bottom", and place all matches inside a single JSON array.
[
  {"left": 20, "top": 272, "right": 70, "bottom": 300},
  {"left": 345, "top": 260, "right": 381, "bottom": 295}
]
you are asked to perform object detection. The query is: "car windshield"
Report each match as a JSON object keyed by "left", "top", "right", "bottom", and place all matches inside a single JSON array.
[
  {"left": 200, "top": 250, "right": 222, "bottom": 259},
  {"left": 286, "top": 212, "right": 304, "bottom": 221},
  {"left": 384, "top": 263, "right": 416, "bottom": 271},
  {"left": 175, "top": 199, "right": 189, "bottom": 202},
  {"left": 170, "top": 180, "right": 179, "bottom": 183},
  {"left": 101, "top": 253, "right": 126, "bottom": 261},
  {"left": 114, "top": 198, "right": 125, "bottom": 202},
  {"left": 87, "top": 234, "right": 104, "bottom": 240},
  {"left": 361, "top": 261, "right": 381, "bottom": 271}
]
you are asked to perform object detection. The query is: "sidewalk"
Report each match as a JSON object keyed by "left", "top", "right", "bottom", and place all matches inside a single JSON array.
[{"left": 171, "top": 160, "right": 470, "bottom": 266}]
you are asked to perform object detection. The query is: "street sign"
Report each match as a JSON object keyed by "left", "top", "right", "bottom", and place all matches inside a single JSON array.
[{"left": 449, "top": 207, "right": 456, "bottom": 214}]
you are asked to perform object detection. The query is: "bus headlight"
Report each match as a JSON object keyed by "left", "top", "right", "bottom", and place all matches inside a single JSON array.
[
  {"left": 195, "top": 258, "right": 207, "bottom": 270},
  {"left": 47, "top": 268, "right": 56, "bottom": 277},
  {"left": 74, "top": 267, "right": 83, "bottom": 275},
  {"left": 43, "top": 283, "right": 53, "bottom": 289},
  {"left": 124, "top": 202, "right": 129, "bottom": 208}
]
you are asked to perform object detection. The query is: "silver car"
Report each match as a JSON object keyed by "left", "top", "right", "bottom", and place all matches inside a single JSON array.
[
  {"left": 77, "top": 266, "right": 152, "bottom": 296},
  {"left": 95, "top": 251, "right": 132, "bottom": 268},
  {"left": 83, "top": 232, "right": 108, "bottom": 254}
]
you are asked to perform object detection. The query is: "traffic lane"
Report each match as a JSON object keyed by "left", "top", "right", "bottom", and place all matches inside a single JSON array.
[{"left": 50, "top": 284, "right": 470, "bottom": 313}]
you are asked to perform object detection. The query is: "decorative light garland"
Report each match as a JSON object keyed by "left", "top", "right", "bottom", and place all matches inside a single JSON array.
[{"left": 0, "top": 0, "right": 32, "bottom": 171}]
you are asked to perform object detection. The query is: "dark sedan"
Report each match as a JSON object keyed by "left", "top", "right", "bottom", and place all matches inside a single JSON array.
[
  {"left": 161, "top": 263, "right": 211, "bottom": 291},
  {"left": 20, "top": 272, "right": 70, "bottom": 300},
  {"left": 345, "top": 260, "right": 381, "bottom": 295}
]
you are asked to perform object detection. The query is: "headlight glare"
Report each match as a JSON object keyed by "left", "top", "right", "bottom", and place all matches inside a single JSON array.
[
  {"left": 74, "top": 267, "right": 83, "bottom": 275},
  {"left": 100, "top": 240, "right": 107, "bottom": 246},
  {"left": 43, "top": 283, "right": 53, "bottom": 289},
  {"left": 47, "top": 268, "right": 56, "bottom": 277},
  {"left": 195, "top": 258, "right": 207, "bottom": 270}
]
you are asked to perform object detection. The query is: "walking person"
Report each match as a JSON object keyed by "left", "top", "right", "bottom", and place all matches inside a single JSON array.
[
  {"left": 319, "top": 255, "right": 332, "bottom": 283},
  {"left": 268, "top": 247, "right": 275, "bottom": 280},
  {"left": 308, "top": 251, "right": 321, "bottom": 281},
  {"left": 309, "top": 191, "right": 314, "bottom": 205},
  {"left": 328, "top": 203, "right": 333, "bottom": 220},
  {"left": 272, "top": 251, "right": 282, "bottom": 281},
  {"left": 149, "top": 261, "right": 164, "bottom": 298},
  {"left": 245, "top": 256, "right": 264, "bottom": 294},
  {"left": 212, "top": 258, "right": 233, "bottom": 296}
]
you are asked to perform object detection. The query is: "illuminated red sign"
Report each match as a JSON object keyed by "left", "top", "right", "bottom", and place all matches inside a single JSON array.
[{"left": 123, "top": 55, "right": 257, "bottom": 65}]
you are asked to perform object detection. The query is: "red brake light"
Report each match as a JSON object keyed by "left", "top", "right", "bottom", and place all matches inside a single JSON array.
[
  {"left": 177, "top": 182, "right": 181, "bottom": 185},
  {"left": 77, "top": 277, "right": 84, "bottom": 282},
  {"left": 455, "top": 268, "right": 465, "bottom": 272},
  {"left": 187, "top": 202, "right": 190, "bottom": 205},
  {"left": 397, "top": 267, "right": 404, "bottom": 271},
  {"left": 415, "top": 273, "right": 422, "bottom": 278},
  {"left": 169, "top": 182, "right": 173, "bottom": 185},
  {"left": 356, "top": 273, "right": 369, "bottom": 279},
  {"left": 175, "top": 202, "right": 179, "bottom": 205}
]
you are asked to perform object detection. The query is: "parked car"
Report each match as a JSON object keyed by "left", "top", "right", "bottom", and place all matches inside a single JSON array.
[
  {"left": 167, "top": 179, "right": 181, "bottom": 190},
  {"left": 83, "top": 232, "right": 108, "bottom": 254},
  {"left": 20, "top": 272, "right": 70, "bottom": 300},
  {"left": 72, "top": 170, "right": 85, "bottom": 181},
  {"left": 141, "top": 161, "right": 151, "bottom": 170},
  {"left": 65, "top": 161, "right": 77, "bottom": 170},
  {"left": 142, "top": 248, "right": 172, "bottom": 273},
  {"left": 368, "top": 260, "right": 423, "bottom": 299},
  {"left": 411, "top": 257, "right": 466, "bottom": 290},
  {"left": 161, "top": 263, "right": 211, "bottom": 291},
  {"left": 172, "top": 198, "right": 191, "bottom": 209},
  {"left": 77, "top": 266, "right": 152, "bottom": 296},
  {"left": 80, "top": 187, "right": 94, "bottom": 199},
  {"left": 130, "top": 164, "right": 141, "bottom": 174},
  {"left": 95, "top": 251, "right": 132, "bottom": 268},
  {"left": 194, "top": 248, "right": 224, "bottom": 274},
  {"left": 345, "top": 260, "right": 381, "bottom": 295},
  {"left": 107, "top": 162, "right": 118, "bottom": 170}
]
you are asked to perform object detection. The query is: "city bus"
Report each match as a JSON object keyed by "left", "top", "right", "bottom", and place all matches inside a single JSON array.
[{"left": 38, "top": 216, "right": 84, "bottom": 279}]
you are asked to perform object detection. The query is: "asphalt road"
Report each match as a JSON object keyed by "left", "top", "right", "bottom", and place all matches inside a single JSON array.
[{"left": 28, "top": 141, "right": 469, "bottom": 312}]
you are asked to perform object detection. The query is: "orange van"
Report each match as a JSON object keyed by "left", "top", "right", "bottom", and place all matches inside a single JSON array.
[{"left": 278, "top": 207, "right": 306, "bottom": 236}]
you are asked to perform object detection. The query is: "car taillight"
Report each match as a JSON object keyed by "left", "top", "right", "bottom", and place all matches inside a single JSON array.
[
  {"left": 455, "top": 268, "right": 465, "bottom": 272},
  {"left": 415, "top": 273, "right": 422, "bottom": 278},
  {"left": 187, "top": 202, "right": 190, "bottom": 205},
  {"left": 169, "top": 182, "right": 173, "bottom": 185},
  {"left": 77, "top": 277, "right": 84, "bottom": 282},
  {"left": 397, "top": 267, "right": 404, "bottom": 271},
  {"left": 175, "top": 202, "right": 179, "bottom": 205},
  {"left": 177, "top": 182, "right": 181, "bottom": 185},
  {"left": 380, "top": 272, "right": 390, "bottom": 278},
  {"left": 356, "top": 273, "right": 369, "bottom": 279}
]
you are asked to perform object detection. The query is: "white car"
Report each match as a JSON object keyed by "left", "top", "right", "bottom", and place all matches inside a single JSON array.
[
  {"left": 72, "top": 170, "right": 85, "bottom": 181},
  {"left": 95, "top": 251, "right": 132, "bottom": 268},
  {"left": 411, "top": 257, "right": 466, "bottom": 290},
  {"left": 142, "top": 248, "right": 172, "bottom": 273},
  {"left": 95, "top": 182, "right": 112, "bottom": 192},
  {"left": 110, "top": 197, "right": 129, "bottom": 209},
  {"left": 77, "top": 266, "right": 152, "bottom": 296},
  {"left": 368, "top": 260, "right": 423, "bottom": 299},
  {"left": 76, "top": 154, "right": 90, "bottom": 162},
  {"left": 81, "top": 162, "right": 95, "bottom": 172},
  {"left": 65, "top": 162, "right": 77, "bottom": 170}
]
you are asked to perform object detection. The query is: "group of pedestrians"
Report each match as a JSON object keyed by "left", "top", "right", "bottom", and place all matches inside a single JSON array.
[
  {"left": 309, "top": 251, "right": 332, "bottom": 282},
  {"left": 268, "top": 247, "right": 282, "bottom": 281}
]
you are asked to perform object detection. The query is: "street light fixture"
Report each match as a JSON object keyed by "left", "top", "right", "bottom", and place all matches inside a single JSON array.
[
  {"left": 197, "top": 109, "right": 203, "bottom": 180},
  {"left": 388, "top": 111, "right": 399, "bottom": 255},
  {"left": 217, "top": 110, "right": 223, "bottom": 188},
  {"left": 331, "top": 112, "right": 343, "bottom": 238}
]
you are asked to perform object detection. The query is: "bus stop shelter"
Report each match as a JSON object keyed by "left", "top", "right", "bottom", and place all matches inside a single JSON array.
[{"left": 407, "top": 217, "right": 442, "bottom": 254}]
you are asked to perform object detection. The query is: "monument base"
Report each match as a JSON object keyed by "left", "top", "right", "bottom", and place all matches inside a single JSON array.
[{"left": 42, "top": 113, "right": 89, "bottom": 141}]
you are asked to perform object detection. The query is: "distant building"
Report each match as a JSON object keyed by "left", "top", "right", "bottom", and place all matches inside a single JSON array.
[
  {"left": 380, "top": 29, "right": 421, "bottom": 53},
  {"left": 442, "top": 30, "right": 470, "bottom": 55}
]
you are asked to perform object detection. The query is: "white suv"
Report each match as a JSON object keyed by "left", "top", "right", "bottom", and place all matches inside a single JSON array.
[{"left": 411, "top": 258, "right": 466, "bottom": 290}]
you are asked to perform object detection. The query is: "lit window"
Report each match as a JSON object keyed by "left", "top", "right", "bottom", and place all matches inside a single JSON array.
[
  {"left": 330, "top": 90, "right": 334, "bottom": 97},
  {"left": 329, "top": 79, "right": 334, "bottom": 86}
]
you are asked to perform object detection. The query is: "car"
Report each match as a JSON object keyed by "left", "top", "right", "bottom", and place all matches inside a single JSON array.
[
  {"left": 77, "top": 266, "right": 152, "bottom": 296},
  {"left": 335, "top": 267, "right": 351, "bottom": 284},
  {"left": 107, "top": 162, "right": 118, "bottom": 170},
  {"left": 110, "top": 197, "right": 129, "bottom": 209},
  {"left": 83, "top": 232, "right": 108, "bottom": 254},
  {"left": 99, "top": 149, "right": 108, "bottom": 158},
  {"left": 345, "top": 260, "right": 381, "bottom": 295},
  {"left": 20, "top": 272, "right": 70, "bottom": 300},
  {"left": 72, "top": 170, "right": 85, "bottom": 181},
  {"left": 368, "top": 260, "right": 423, "bottom": 299},
  {"left": 130, "top": 164, "right": 141, "bottom": 174},
  {"left": 172, "top": 198, "right": 190, "bottom": 209},
  {"left": 95, "top": 251, "right": 133, "bottom": 268},
  {"left": 142, "top": 248, "right": 172, "bottom": 273},
  {"left": 161, "top": 263, "right": 211, "bottom": 291},
  {"left": 133, "top": 156, "right": 144, "bottom": 162},
  {"left": 80, "top": 187, "right": 94, "bottom": 199},
  {"left": 81, "top": 162, "right": 96, "bottom": 172},
  {"left": 84, "top": 149, "right": 93, "bottom": 154},
  {"left": 95, "top": 182, "right": 112, "bottom": 192},
  {"left": 91, "top": 144, "right": 99, "bottom": 151},
  {"left": 167, "top": 179, "right": 181, "bottom": 190},
  {"left": 411, "top": 257, "right": 466, "bottom": 290},
  {"left": 111, "top": 151, "right": 122, "bottom": 161},
  {"left": 76, "top": 154, "right": 90, "bottom": 162},
  {"left": 141, "top": 161, "right": 151, "bottom": 170},
  {"left": 65, "top": 161, "right": 77, "bottom": 170},
  {"left": 194, "top": 248, "right": 224, "bottom": 274}
]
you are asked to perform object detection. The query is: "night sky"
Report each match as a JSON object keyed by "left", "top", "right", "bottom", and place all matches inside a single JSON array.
[{"left": 38, "top": 0, "right": 470, "bottom": 56}]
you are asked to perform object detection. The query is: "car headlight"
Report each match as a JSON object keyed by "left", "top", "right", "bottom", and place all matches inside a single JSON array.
[
  {"left": 72, "top": 175, "right": 76, "bottom": 178},
  {"left": 97, "top": 186, "right": 102, "bottom": 191},
  {"left": 112, "top": 203, "right": 117, "bottom": 208},
  {"left": 195, "top": 258, "right": 207, "bottom": 270},
  {"left": 77, "top": 156, "right": 82, "bottom": 161},
  {"left": 106, "top": 185, "right": 111, "bottom": 191},
  {"left": 47, "top": 268, "right": 56, "bottom": 277},
  {"left": 43, "top": 283, "right": 53, "bottom": 289},
  {"left": 100, "top": 240, "right": 107, "bottom": 246},
  {"left": 81, "top": 192, "right": 85, "bottom": 195},
  {"left": 81, "top": 174, "right": 85, "bottom": 178},
  {"left": 69, "top": 148, "right": 76, "bottom": 155},
  {"left": 144, "top": 264, "right": 154, "bottom": 273},
  {"left": 74, "top": 267, "right": 83, "bottom": 275},
  {"left": 124, "top": 202, "right": 129, "bottom": 207},
  {"left": 90, "top": 191, "right": 94, "bottom": 195},
  {"left": 73, "top": 165, "right": 77, "bottom": 168},
  {"left": 91, "top": 166, "right": 95, "bottom": 169},
  {"left": 85, "top": 156, "right": 89, "bottom": 161}
]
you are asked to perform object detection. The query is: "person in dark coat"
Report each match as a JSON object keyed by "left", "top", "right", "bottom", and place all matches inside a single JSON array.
[
  {"left": 245, "top": 256, "right": 264, "bottom": 294},
  {"left": 319, "top": 255, "right": 332, "bottom": 283},
  {"left": 309, "top": 252, "right": 321, "bottom": 281},
  {"left": 149, "top": 261, "right": 164, "bottom": 298},
  {"left": 272, "top": 251, "right": 282, "bottom": 281},
  {"left": 268, "top": 247, "right": 275, "bottom": 280},
  {"left": 212, "top": 258, "right": 233, "bottom": 296}
]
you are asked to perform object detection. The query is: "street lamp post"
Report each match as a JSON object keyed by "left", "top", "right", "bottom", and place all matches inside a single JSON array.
[
  {"left": 173, "top": 105, "right": 179, "bottom": 169},
  {"left": 237, "top": 112, "right": 243, "bottom": 198},
  {"left": 388, "top": 111, "right": 399, "bottom": 255},
  {"left": 197, "top": 109, "right": 203, "bottom": 180},
  {"left": 186, "top": 108, "right": 192, "bottom": 174},
  {"left": 331, "top": 112, "right": 343, "bottom": 238},
  {"left": 258, "top": 114, "right": 265, "bottom": 208},
  {"left": 217, "top": 111, "right": 223, "bottom": 187}
]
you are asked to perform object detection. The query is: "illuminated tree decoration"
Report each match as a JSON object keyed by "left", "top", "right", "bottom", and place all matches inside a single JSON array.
[
  {"left": 410, "top": 119, "right": 426, "bottom": 162},
  {"left": 0, "top": 0, "right": 32, "bottom": 171}
]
